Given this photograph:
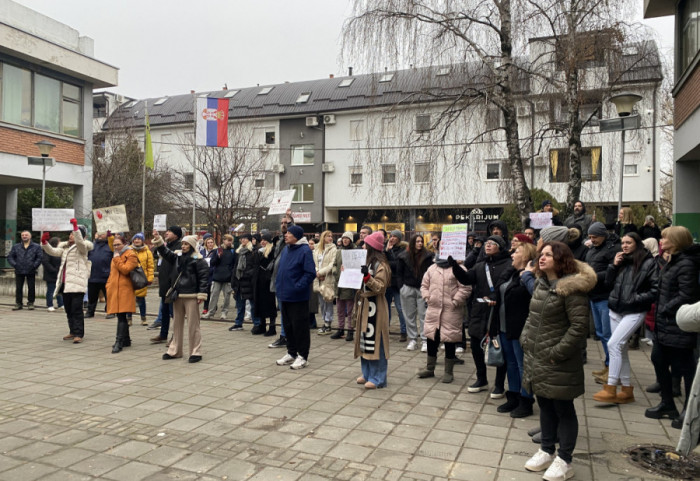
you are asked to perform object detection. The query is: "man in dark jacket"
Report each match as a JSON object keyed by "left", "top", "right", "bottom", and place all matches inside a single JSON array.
[
  {"left": 8, "top": 230, "right": 43, "bottom": 310},
  {"left": 564, "top": 200, "right": 594, "bottom": 236},
  {"left": 268, "top": 213, "right": 293, "bottom": 348},
  {"left": 385, "top": 230, "right": 408, "bottom": 341},
  {"left": 274, "top": 225, "right": 315, "bottom": 370},
  {"left": 150, "top": 226, "right": 182, "bottom": 343},
  {"left": 203, "top": 234, "right": 235, "bottom": 320},
  {"left": 85, "top": 232, "right": 113, "bottom": 318},
  {"left": 584, "top": 222, "right": 621, "bottom": 382},
  {"left": 229, "top": 234, "right": 261, "bottom": 332}
]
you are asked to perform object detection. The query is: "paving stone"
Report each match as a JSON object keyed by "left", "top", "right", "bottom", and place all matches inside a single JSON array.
[{"left": 0, "top": 462, "right": 57, "bottom": 481}]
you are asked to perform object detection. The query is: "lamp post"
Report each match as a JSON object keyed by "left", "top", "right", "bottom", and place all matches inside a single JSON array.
[
  {"left": 28, "top": 140, "right": 56, "bottom": 212},
  {"left": 598, "top": 92, "right": 642, "bottom": 215}
]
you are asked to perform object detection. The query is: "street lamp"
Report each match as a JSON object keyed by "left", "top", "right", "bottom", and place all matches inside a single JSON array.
[
  {"left": 27, "top": 140, "right": 56, "bottom": 214},
  {"left": 599, "top": 92, "right": 642, "bottom": 214}
]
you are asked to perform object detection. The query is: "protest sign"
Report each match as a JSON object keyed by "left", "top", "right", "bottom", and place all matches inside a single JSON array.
[
  {"left": 153, "top": 214, "right": 167, "bottom": 231},
  {"left": 439, "top": 223, "right": 468, "bottom": 261},
  {"left": 529, "top": 212, "right": 553, "bottom": 229},
  {"left": 291, "top": 212, "right": 311, "bottom": 223},
  {"left": 268, "top": 190, "right": 296, "bottom": 216},
  {"left": 93, "top": 204, "right": 129, "bottom": 232},
  {"left": 32, "top": 208, "right": 75, "bottom": 232},
  {"left": 337, "top": 249, "right": 367, "bottom": 289}
]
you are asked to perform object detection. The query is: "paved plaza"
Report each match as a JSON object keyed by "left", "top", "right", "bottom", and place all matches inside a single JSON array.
[{"left": 0, "top": 294, "right": 687, "bottom": 480}]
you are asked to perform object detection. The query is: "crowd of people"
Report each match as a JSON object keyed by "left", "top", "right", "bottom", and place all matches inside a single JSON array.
[{"left": 8, "top": 202, "right": 700, "bottom": 479}]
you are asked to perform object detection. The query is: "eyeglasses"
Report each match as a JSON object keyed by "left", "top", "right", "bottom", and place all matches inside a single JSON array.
[{"left": 484, "top": 241, "right": 499, "bottom": 247}]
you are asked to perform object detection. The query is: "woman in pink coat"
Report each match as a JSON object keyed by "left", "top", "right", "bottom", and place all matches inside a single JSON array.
[{"left": 418, "top": 256, "right": 472, "bottom": 383}]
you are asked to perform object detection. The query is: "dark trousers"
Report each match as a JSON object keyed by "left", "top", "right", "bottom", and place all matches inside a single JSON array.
[
  {"left": 15, "top": 273, "right": 36, "bottom": 304},
  {"left": 87, "top": 281, "right": 107, "bottom": 315},
  {"left": 159, "top": 297, "right": 173, "bottom": 338},
  {"left": 427, "top": 329, "right": 456, "bottom": 359},
  {"left": 470, "top": 335, "right": 506, "bottom": 386},
  {"left": 63, "top": 292, "right": 85, "bottom": 337},
  {"left": 651, "top": 342, "right": 696, "bottom": 405},
  {"left": 537, "top": 396, "right": 578, "bottom": 464},
  {"left": 281, "top": 300, "right": 310, "bottom": 360}
]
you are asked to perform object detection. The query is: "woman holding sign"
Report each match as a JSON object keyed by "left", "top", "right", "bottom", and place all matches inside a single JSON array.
[{"left": 354, "top": 231, "right": 391, "bottom": 389}]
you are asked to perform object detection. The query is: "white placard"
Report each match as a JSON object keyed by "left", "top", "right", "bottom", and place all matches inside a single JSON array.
[
  {"left": 529, "top": 212, "right": 553, "bottom": 229},
  {"left": 153, "top": 214, "right": 167, "bottom": 231},
  {"left": 32, "top": 208, "right": 75, "bottom": 232},
  {"left": 291, "top": 212, "right": 311, "bottom": 223},
  {"left": 337, "top": 249, "right": 368, "bottom": 289},
  {"left": 439, "top": 223, "right": 468, "bottom": 261},
  {"left": 93, "top": 204, "right": 129, "bottom": 233},
  {"left": 268, "top": 190, "right": 296, "bottom": 216}
]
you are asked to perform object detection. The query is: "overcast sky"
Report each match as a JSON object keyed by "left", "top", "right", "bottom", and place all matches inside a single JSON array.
[{"left": 14, "top": 0, "right": 675, "bottom": 100}]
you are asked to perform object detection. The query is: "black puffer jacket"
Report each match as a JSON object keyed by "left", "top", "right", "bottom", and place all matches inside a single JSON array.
[
  {"left": 452, "top": 248, "right": 511, "bottom": 338},
  {"left": 606, "top": 251, "right": 659, "bottom": 315},
  {"left": 385, "top": 241, "right": 408, "bottom": 289},
  {"left": 497, "top": 267, "right": 533, "bottom": 340},
  {"left": 231, "top": 243, "right": 256, "bottom": 300},
  {"left": 8, "top": 241, "right": 42, "bottom": 275},
  {"left": 655, "top": 245, "right": 700, "bottom": 349},
  {"left": 42, "top": 251, "right": 61, "bottom": 283},
  {"left": 521, "top": 261, "right": 596, "bottom": 400},
  {"left": 396, "top": 249, "right": 433, "bottom": 289},
  {"left": 210, "top": 246, "right": 236, "bottom": 283},
  {"left": 156, "top": 244, "right": 209, "bottom": 299},
  {"left": 584, "top": 236, "right": 620, "bottom": 301},
  {"left": 155, "top": 238, "right": 182, "bottom": 297}
]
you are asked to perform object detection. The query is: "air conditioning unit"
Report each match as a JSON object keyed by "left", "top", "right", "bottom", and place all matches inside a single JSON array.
[
  {"left": 272, "top": 164, "right": 285, "bottom": 174},
  {"left": 305, "top": 116, "right": 319, "bottom": 127},
  {"left": 258, "top": 143, "right": 269, "bottom": 152},
  {"left": 517, "top": 105, "right": 531, "bottom": 117},
  {"left": 323, "top": 114, "right": 336, "bottom": 125},
  {"left": 115, "top": 94, "right": 124, "bottom": 103},
  {"left": 321, "top": 162, "right": 335, "bottom": 173}
]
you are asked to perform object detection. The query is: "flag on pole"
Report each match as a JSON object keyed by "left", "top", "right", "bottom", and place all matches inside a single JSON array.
[
  {"left": 195, "top": 98, "right": 229, "bottom": 147},
  {"left": 144, "top": 112, "right": 154, "bottom": 169}
]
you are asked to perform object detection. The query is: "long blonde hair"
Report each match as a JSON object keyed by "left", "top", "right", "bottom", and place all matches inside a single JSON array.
[
  {"left": 620, "top": 207, "right": 634, "bottom": 225},
  {"left": 317, "top": 230, "right": 333, "bottom": 252}
]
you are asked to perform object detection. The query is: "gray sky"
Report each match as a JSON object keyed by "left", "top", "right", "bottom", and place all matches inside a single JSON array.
[{"left": 15, "top": 0, "right": 675, "bottom": 100}]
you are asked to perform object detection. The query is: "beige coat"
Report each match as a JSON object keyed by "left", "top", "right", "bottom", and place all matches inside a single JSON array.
[
  {"left": 353, "top": 261, "right": 391, "bottom": 361},
  {"left": 41, "top": 229, "right": 93, "bottom": 294},
  {"left": 313, "top": 242, "right": 337, "bottom": 302},
  {"left": 421, "top": 263, "right": 471, "bottom": 343}
]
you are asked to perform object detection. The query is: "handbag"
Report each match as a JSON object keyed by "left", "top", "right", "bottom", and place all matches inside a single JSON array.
[
  {"left": 481, "top": 306, "right": 505, "bottom": 367},
  {"left": 164, "top": 271, "right": 183, "bottom": 304},
  {"left": 130, "top": 262, "right": 148, "bottom": 290}
]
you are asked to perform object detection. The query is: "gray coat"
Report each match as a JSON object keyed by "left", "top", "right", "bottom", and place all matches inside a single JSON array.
[{"left": 676, "top": 300, "right": 700, "bottom": 456}]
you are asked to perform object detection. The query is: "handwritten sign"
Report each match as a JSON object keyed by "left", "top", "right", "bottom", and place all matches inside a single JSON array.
[
  {"left": 529, "top": 212, "right": 553, "bottom": 230},
  {"left": 337, "top": 249, "right": 367, "bottom": 289},
  {"left": 32, "top": 208, "right": 75, "bottom": 232},
  {"left": 93, "top": 204, "right": 129, "bottom": 233},
  {"left": 291, "top": 212, "right": 311, "bottom": 223},
  {"left": 268, "top": 190, "right": 296, "bottom": 216},
  {"left": 153, "top": 214, "right": 167, "bottom": 231},
  {"left": 440, "top": 223, "right": 468, "bottom": 261}
]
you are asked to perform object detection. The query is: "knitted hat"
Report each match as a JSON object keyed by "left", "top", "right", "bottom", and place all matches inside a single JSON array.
[
  {"left": 287, "top": 225, "right": 304, "bottom": 241},
  {"left": 390, "top": 230, "right": 403, "bottom": 241},
  {"left": 486, "top": 235, "right": 506, "bottom": 250},
  {"left": 132, "top": 232, "right": 145, "bottom": 243},
  {"left": 541, "top": 199, "right": 552, "bottom": 209},
  {"left": 261, "top": 232, "right": 273, "bottom": 243},
  {"left": 252, "top": 233, "right": 261, "bottom": 244},
  {"left": 202, "top": 233, "right": 212, "bottom": 240},
  {"left": 364, "top": 231, "right": 385, "bottom": 251},
  {"left": 240, "top": 233, "right": 252, "bottom": 241},
  {"left": 168, "top": 225, "right": 183, "bottom": 239},
  {"left": 513, "top": 233, "right": 534, "bottom": 245},
  {"left": 342, "top": 231, "right": 354, "bottom": 241},
  {"left": 181, "top": 235, "right": 198, "bottom": 251},
  {"left": 588, "top": 222, "right": 608, "bottom": 238},
  {"left": 540, "top": 226, "right": 569, "bottom": 243}
]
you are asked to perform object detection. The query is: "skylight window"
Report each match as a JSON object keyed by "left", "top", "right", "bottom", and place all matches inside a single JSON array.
[
  {"left": 154, "top": 97, "right": 168, "bottom": 105},
  {"left": 296, "top": 92, "right": 311, "bottom": 103},
  {"left": 338, "top": 78, "right": 355, "bottom": 87},
  {"left": 437, "top": 67, "right": 450, "bottom": 76},
  {"left": 259, "top": 87, "right": 274, "bottom": 95},
  {"left": 123, "top": 101, "right": 136, "bottom": 108},
  {"left": 379, "top": 73, "right": 394, "bottom": 82},
  {"left": 224, "top": 90, "right": 240, "bottom": 98}
]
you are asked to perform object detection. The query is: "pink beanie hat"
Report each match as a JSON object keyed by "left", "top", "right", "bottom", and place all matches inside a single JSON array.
[{"left": 364, "top": 231, "right": 385, "bottom": 251}]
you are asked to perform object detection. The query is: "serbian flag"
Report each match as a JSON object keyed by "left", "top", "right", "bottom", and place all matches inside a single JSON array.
[{"left": 195, "top": 97, "right": 229, "bottom": 147}]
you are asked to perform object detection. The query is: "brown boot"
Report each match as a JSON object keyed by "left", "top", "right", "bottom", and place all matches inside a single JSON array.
[
  {"left": 593, "top": 384, "right": 618, "bottom": 403},
  {"left": 592, "top": 363, "right": 607, "bottom": 377},
  {"left": 593, "top": 367, "right": 608, "bottom": 384},
  {"left": 616, "top": 385, "right": 635, "bottom": 404}
]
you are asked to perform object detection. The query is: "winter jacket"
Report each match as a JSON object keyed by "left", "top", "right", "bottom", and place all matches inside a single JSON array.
[
  {"left": 132, "top": 245, "right": 155, "bottom": 298},
  {"left": 155, "top": 237, "right": 182, "bottom": 297},
  {"left": 270, "top": 235, "right": 286, "bottom": 293},
  {"left": 105, "top": 247, "right": 138, "bottom": 314},
  {"left": 275, "top": 237, "right": 316, "bottom": 303},
  {"left": 210, "top": 246, "right": 236, "bottom": 283},
  {"left": 584, "top": 236, "right": 621, "bottom": 301},
  {"left": 155, "top": 240, "right": 209, "bottom": 301},
  {"left": 313, "top": 242, "right": 337, "bottom": 302},
  {"left": 676, "top": 300, "right": 700, "bottom": 456},
  {"left": 606, "top": 251, "right": 659, "bottom": 315},
  {"left": 42, "top": 251, "right": 61, "bottom": 283},
  {"left": 521, "top": 261, "right": 596, "bottom": 400},
  {"left": 452, "top": 249, "right": 512, "bottom": 339},
  {"left": 200, "top": 247, "right": 217, "bottom": 283},
  {"left": 498, "top": 267, "right": 533, "bottom": 341},
  {"left": 333, "top": 243, "right": 358, "bottom": 300},
  {"left": 232, "top": 243, "right": 256, "bottom": 300},
  {"left": 353, "top": 260, "right": 391, "bottom": 361},
  {"left": 396, "top": 249, "right": 433, "bottom": 289},
  {"left": 639, "top": 224, "right": 661, "bottom": 241},
  {"left": 564, "top": 213, "right": 593, "bottom": 236},
  {"left": 385, "top": 241, "right": 408, "bottom": 289},
  {"left": 654, "top": 245, "right": 700, "bottom": 349},
  {"left": 614, "top": 222, "right": 638, "bottom": 237},
  {"left": 88, "top": 239, "right": 114, "bottom": 283},
  {"left": 41, "top": 229, "right": 94, "bottom": 294},
  {"left": 8, "top": 241, "right": 42, "bottom": 275},
  {"left": 253, "top": 245, "right": 277, "bottom": 319},
  {"left": 421, "top": 261, "right": 471, "bottom": 343}
]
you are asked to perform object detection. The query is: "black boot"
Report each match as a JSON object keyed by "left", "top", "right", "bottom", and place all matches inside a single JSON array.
[
  {"left": 645, "top": 401, "right": 679, "bottom": 420},
  {"left": 264, "top": 320, "right": 277, "bottom": 337},
  {"left": 646, "top": 381, "right": 661, "bottom": 393},
  {"left": 123, "top": 323, "right": 131, "bottom": 347},
  {"left": 497, "top": 392, "right": 520, "bottom": 413},
  {"left": 112, "top": 318, "right": 127, "bottom": 353},
  {"left": 511, "top": 396, "right": 535, "bottom": 418},
  {"left": 251, "top": 320, "right": 266, "bottom": 335},
  {"left": 330, "top": 329, "right": 344, "bottom": 339},
  {"left": 672, "top": 409, "right": 686, "bottom": 430},
  {"left": 345, "top": 330, "right": 354, "bottom": 342}
]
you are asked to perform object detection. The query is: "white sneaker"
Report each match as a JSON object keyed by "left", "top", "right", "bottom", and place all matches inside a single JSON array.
[
  {"left": 47, "top": 307, "right": 55, "bottom": 312},
  {"left": 290, "top": 355, "right": 307, "bottom": 370},
  {"left": 439, "top": 343, "right": 445, "bottom": 350},
  {"left": 276, "top": 353, "right": 295, "bottom": 366},
  {"left": 456, "top": 346, "right": 464, "bottom": 354},
  {"left": 406, "top": 340, "right": 417, "bottom": 351},
  {"left": 219, "top": 312, "right": 227, "bottom": 320},
  {"left": 542, "top": 456, "right": 574, "bottom": 481},
  {"left": 524, "top": 449, "right": 555, "bottom": 472},
  {"left": 421, "top": 343, "right": 428, "bottom": 353}
]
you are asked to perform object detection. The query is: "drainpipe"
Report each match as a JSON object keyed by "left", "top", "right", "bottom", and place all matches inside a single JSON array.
[
  {"left": 524, "top": 99, "right": 536, "bottom": 189},
  {"left": 652, "top": 82, "right": 658, "bottom": 204},
  {"left": 321, "top": 117, "right": 327, "bottom": 231}
]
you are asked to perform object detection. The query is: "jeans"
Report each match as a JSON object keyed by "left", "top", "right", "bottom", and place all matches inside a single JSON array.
[
  {"left": 608, "top": 311, "right": 646, "bottom": 386},
  {"left": 590, "top": 299, "right": 611, "bottom": 366},
  {"left": 385, "top": 286, "right": 406, "bottom": 334},
  {"left": 537, "top": 396, "right": 578, "bottom": 464},
  {"left": 136, "top": 297, "right": 146, "bottom": 317},
  {"left": 500, "top": 333, "right": 530, "bottom": 397},
  {"left": 319, "top": 295, "right": 334, "bottom": 324},
  {"left": 235, "top": 293, "right": 260, "bottom": 327},
  {"left": 361, "top": 342, "right": 387, "bottom": 387},
  {"left": 45, "top": 281, "right": 63, "bottom": 308},
  {"left": 208, "top": 281, "right": 232, "bottom": 315},
  {"left": 401, "top": 285, "right": 426, "bottom": 341},
  {"left": 15, "top": 273, "right": 35, "bottom": 304},
  {"left": 158, "top": 298, "right": 174, "bottom": 338}
]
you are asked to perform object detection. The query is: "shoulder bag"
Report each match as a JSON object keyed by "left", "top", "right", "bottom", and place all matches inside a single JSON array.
[
  {"left": 481, "top": 305, "right": 504, "bottom": 367},
  {"left": 130, "top": 254, "right": 148, "bottom": 290}
]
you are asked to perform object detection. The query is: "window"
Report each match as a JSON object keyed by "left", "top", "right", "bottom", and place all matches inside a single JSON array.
[
  {"left": 183, "top": 172, "right": 194, "bottom": 190},
  {"left": 160, "top": 133, "right": 171, "bottom": 153},
  {"left": 291, "top": 145, "right": 315, "bottom": 165},
  {"left": 34, "top": 74, "right": 61, "bottom": 132},
  {"left": 1, "top": 64, "right": 31, "bottom": 126},
  {"left": 415, "top": 114, "right": 431, "bottom": 132},
  {"left": 350, "top": 120, "right": 365, "bottom": 141},
  {"left": 437, "top": 67, "right": 450, "bottom": 76},
  {"left": 258, "top": 87, "right": 273, "bottom": 95},
  {"left": 224, "top": 90, "right": 239, "bottom": 98},
  {"left": 379, "top": 73, "right": 394, "bottom": 82},
  {"left": 62, "top": 83, "right": 81, "bottom": 137},
  {"left": 680, "top": 0, "right": 700, "bottom": 75},
  {"left": 350, "top": 166, "right": 362, "bottom": 185},
  {"left": 296, "top": 92, "right": 311, "bottom": 103},
  {"left": 486, "top": 160, "right": 511, "bottom": 180},
  {"left": 486, "top": 109, "right": 502, "bottom": 130},
  {"left": 382, "top": 164, "right": 396, "bottom": 184},
  {"left": 265, "top": 131, "right": 275, "bottom": 144},
  {"left": 255, "top": 178, "right": 265, "bottom": 188},
  {"left": 579, "top": 104, "right": 601, "bottom": 127},
  {"left": 209, "top": 172, "right": 221, "bottom": 189},
  {"left": 549, "top": 147, "right": 602, "bottom": 183},
  {"left": 415, "top": 163, "right": 430, "bottom": 183},
  {"left": 624, "top": 164, "right": 638, "bottom": 175},
  {"left": 339, "top": 78, "right": 355, "bottom": 87},
  {"left": 382, "top": 117, "right": 396, "bottom": 139},
  {"left": 154, "top": 97, "right": 168, "bottom": 105},
  {"left": 291, "top": 183, "right": 314, "bottom": 202}
]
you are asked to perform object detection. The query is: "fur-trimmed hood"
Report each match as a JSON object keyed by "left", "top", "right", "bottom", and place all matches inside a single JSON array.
[{"left": 540, "top": 260, "right": 596, "bottom": 297}]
